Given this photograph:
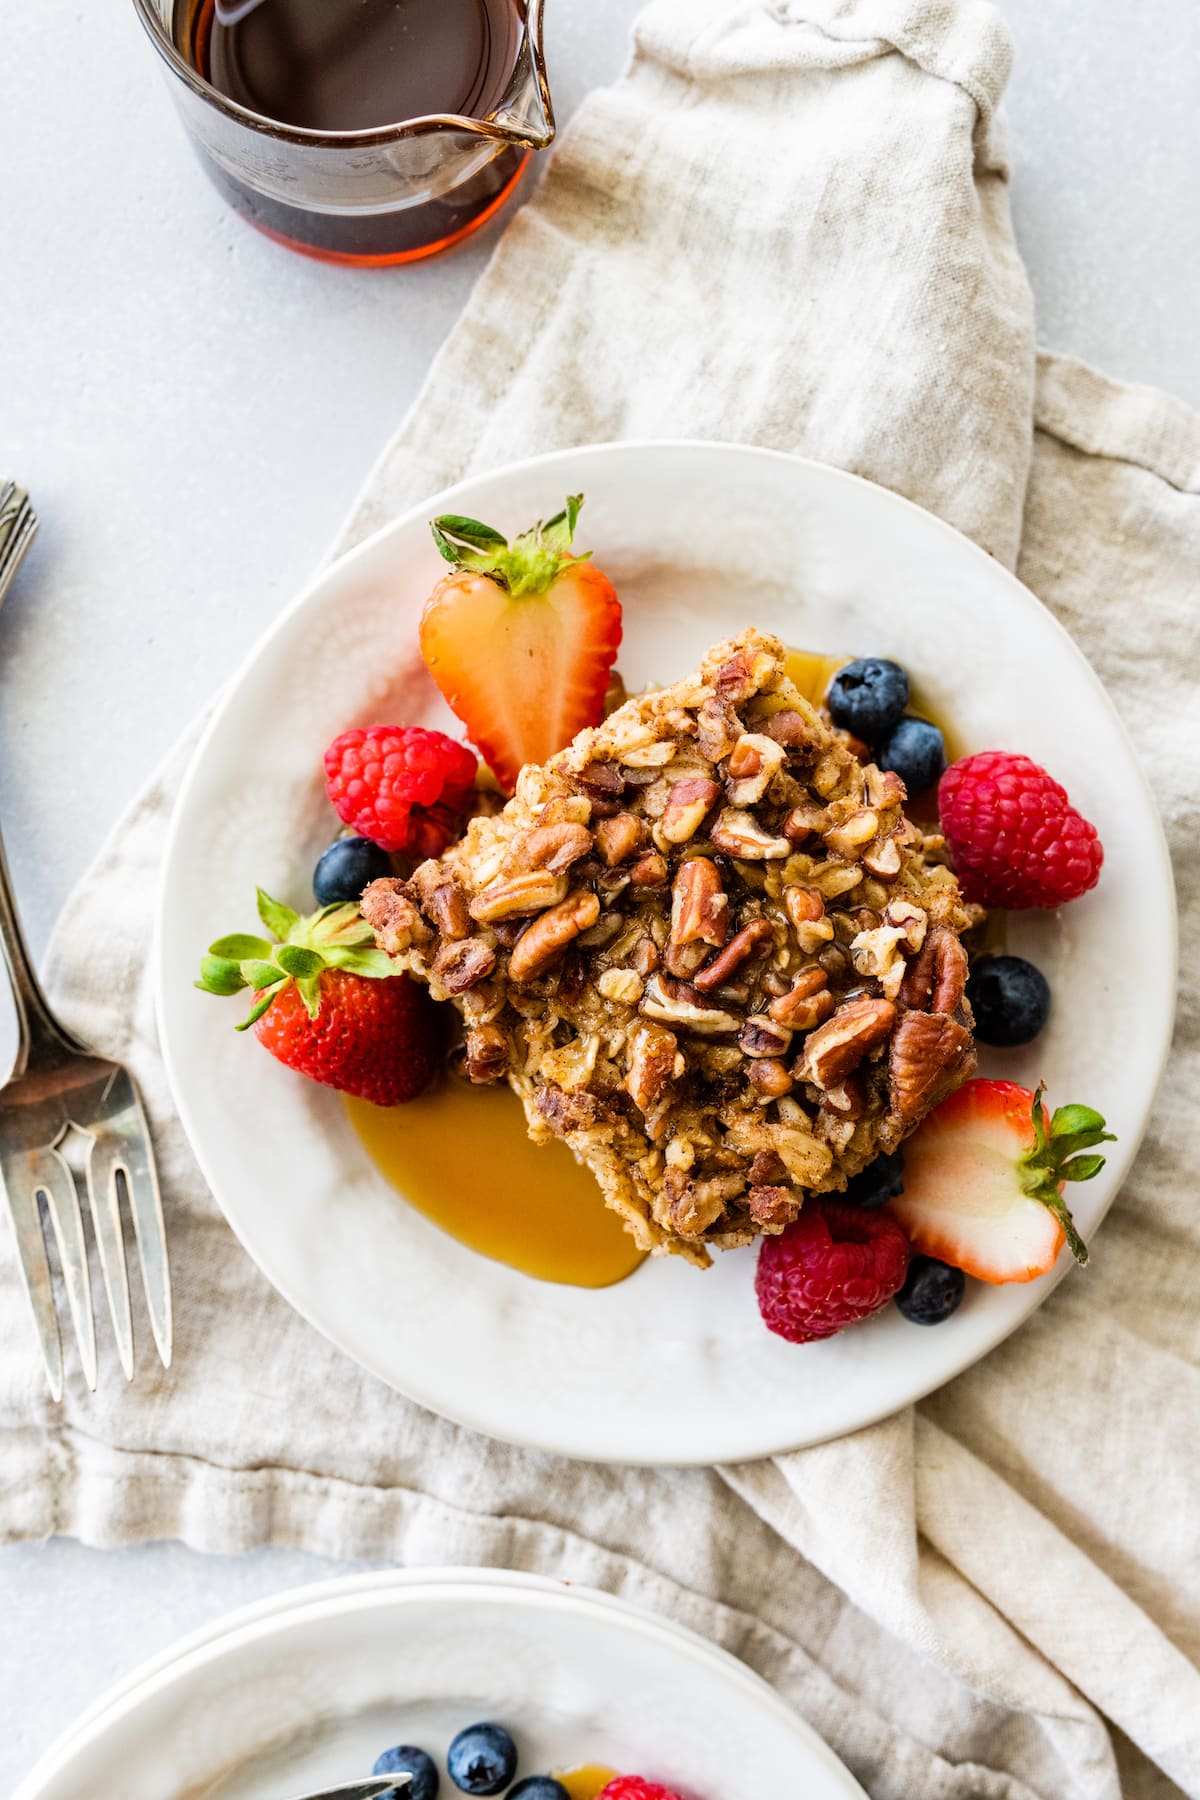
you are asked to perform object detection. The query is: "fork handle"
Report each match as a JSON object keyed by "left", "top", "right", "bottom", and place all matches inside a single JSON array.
[{"left": 0, "top": 486, "right": 70, "bottom": 1064}]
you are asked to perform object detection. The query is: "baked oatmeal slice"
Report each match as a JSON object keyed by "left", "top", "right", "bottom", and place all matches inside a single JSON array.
[{"left": 363, "top": 629, "right": 976, "bottom": 1265}]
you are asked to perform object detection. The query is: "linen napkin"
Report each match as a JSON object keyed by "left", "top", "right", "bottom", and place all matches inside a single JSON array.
[{"left": 4, "top": 2, "right": 1199, "bottom": 1796}]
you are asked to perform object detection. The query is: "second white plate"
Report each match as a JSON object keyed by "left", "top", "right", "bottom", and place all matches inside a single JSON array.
[{"left": 157, "top": 441, "right": 1175, "bottom": 1463}]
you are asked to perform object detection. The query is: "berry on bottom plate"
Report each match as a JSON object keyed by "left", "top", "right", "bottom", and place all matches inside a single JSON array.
[
  {"left": 938, "top": 751, "right": 1103, "bottom": 910},
  {"left": 447, "top": 1722, "right": 518, "bottom": 1795},
  {"left": 827, "top": 657, "right": 910, "bottom": 742},
  {"left": 195, "top": 889, "right": 441, "bottom": 1106},
  {"left": 324, "top": 724, "right": 477, "bottom": 856},
  {"left": 895, "top": 1254, "right": 965, "bottom": 1325},
  {"left": 597, "top": 1780, "right": 686, "bottom": 1800},
  {"left": 755, "top": 1201, "right": 910, "bottom": 1344},
  {"left": 878, "top": 715, "right": 946, "bottom": 796},
  {"left": 890, "top": 1079, "right": 1114, "bottom": 1283},
  {"left": 313, "top": 835, "right": 394, "bottom": 906},
  {"left": 373, "top": 1743, "right": 439, "bottom": 1800},
  {"left": 967, "top": 954, "right": 1051, "bottom": 1047},
  {"left": 843, "top": 1149, "right": 905, "bottom": 1208},
  {"left": 509, "top": 1781, "right": 570, "bottom": 1799}
]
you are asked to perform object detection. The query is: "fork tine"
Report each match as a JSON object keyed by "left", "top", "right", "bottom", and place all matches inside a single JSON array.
[
  {"left": 0, "top": 1160, "right": 64, "bottom": 1400},
  {"left": 84, "top": 1130, "right": 135, "bottom": 1382},
  {"left": 110, "top": 1079, "right": 173, "bottom": 1371},
  {"left": 31, "top": 1145, "right": 97, "bottom": 1391}
]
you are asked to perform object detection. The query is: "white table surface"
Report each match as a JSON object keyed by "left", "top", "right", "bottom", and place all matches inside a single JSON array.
[{"left": 1, "top": 0, "right": 1197, "bottom": 1789}]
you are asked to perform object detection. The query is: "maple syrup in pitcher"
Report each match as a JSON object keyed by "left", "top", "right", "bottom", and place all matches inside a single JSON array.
[{"left": 170, "top": 0, "right": 532, "bottom": 261}]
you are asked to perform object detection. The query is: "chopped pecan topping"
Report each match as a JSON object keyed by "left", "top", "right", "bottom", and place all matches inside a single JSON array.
[
  {"left": 725, "top": 733, "right": 786, "bottom": 806},
  {"left": 693, "top": 918, "right": 773, "bottom": 992},
  {"left": 883, "top": 898, "right": 928, "bottom": 952},
  {"left": 799, "top": 996, "right": 897, "bottom": 1090},
  {"left": 822, "top": 1074, "right": 865, "bottom": 1119},
  {"left": 640, "top": 973, "right": 742, "bottom": 1035},
  {"left": 470, "top": 870, "right": 568, "bottom": 923},
  {"left": 508, "top": 890, "right": 601, "bottom": 982},
  {"left": 668, "top": 1169, "right": 745, "bottom": 1236},
  {"left": 888, "top": 1010, "right": 976, "bottom": 1122},
  {"left": 666, "top": 857, "right": 728, "bottom": 975},
  {"left": 783, "top": 884, "right": 836, "bottom": 953},
  {"left": 597, "top": 967, "right": 644, "bottom": 1004},
  {"left": 748, "top": 1184, "right": 798, "bottom": 1227},
  {"left": 738, "top": 1014, "right": 794, "bottom": 1058},
  {"left": 782, "top": 800, "right": 833, "bottom": 842},
  {"left": 657, "top": 776, "right": 721, "bottom": 846},
  {"left": 747, "top": 1058, "right": 795, "bottom": 1099},
  {"left": 537, "top": 1085, "right": 617, "bottom": 1135},
  {"left": 749, "top": 1149, "right": 788, "bottom": 1184},
  {"left": 775, "top": 1127, "right": 834, "bottom": 1186},
  {"left": 823, "top": 809, "right": 880, "bottom": 858},
  {"left": 900, "top": 925, "right": 969, "bottom": 1014},
  {"left": 862, "top": 834, "right": 903, "bottom": 880},
  {"left": 768, "top": 968, "right": 834, "bottom": 1031},
  {"left": 626, "top": 1019, "right": 679, "bottom": 1112},
  {"left": 432, "top": 937, "right": 496, "bottom": 994},
  {"left": 361, "top": 878, "right": 430, "bottom": 955},
  {"left": 464, "top": 1023, "right": 509, "bottom": 1083},
  {"left": 709, "top": 808, "right": 791, "bottom": 859},
  {"left": 410, "top": 862, "right": 473, "bottom": 939},
  {"left": 521, "top": 820, "right": 594, "bottom": 875},
  {"left": 628, "top": 850, "right": 669, "bottom": 888},
  {"left": 760, "top": 709, "right": 812, "bottom": 748},
  {"left": 594, "top": 810, "right": 647, "bottom": 866}
]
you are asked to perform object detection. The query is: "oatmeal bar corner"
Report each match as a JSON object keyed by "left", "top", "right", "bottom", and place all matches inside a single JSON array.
[{"left": 363, "top": 629, "right": 976, "bottom": 1265}]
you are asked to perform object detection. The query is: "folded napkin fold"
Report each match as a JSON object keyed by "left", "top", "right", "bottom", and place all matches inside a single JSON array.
[{"left": 4, "top": 2, "right": 1199, "bottom": 1796}]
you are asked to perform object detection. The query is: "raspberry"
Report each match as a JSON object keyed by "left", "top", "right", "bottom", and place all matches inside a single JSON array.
[
  {"left": 597, "top": 1780, "right": 686, "bottom": 1800},
  {"left": 755, "top": 1202, "right": 910, "bottom": 1344},
  {"left": 324, "top": 726, "right": 477, "bottom": 855},
  {"left": 938, "top": 751, "right": 1103, "bottom": 910}
]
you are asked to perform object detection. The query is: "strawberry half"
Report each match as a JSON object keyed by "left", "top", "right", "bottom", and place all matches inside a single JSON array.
[
  {"left": 420, "top": 494, "right": 623, "bottom": 793},
  {"left": 890, "top": 1079, "right": 1114, "bottom": 1283},
  {"left": 195, "top": 888, "right": 441, "bottom": 1105}
]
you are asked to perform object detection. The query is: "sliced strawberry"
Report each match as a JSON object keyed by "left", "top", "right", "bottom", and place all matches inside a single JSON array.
[
  {"left": 890, "top": 1079, "right": 1113, "bottom": 1284},
  {"left": 420, "top": 494, "right": 623, "bottom": 792}
]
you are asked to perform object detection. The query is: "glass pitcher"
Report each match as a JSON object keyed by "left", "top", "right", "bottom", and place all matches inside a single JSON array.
[{"left": 130, "top": 0, "right": 555, "bottom": 265}]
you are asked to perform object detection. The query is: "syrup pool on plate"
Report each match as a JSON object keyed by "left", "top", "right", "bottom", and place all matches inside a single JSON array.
[
  {"left": 345, "top": 1081, "right": 645, "bottom": 1289},
  {"left": 554, "top": 1766, "right": 620, "bottom": 1800}
]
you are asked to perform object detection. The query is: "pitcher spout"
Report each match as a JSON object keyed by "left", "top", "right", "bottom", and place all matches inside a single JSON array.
[{"left": 484, "top": 0, "right": 556, "bottom": 150}]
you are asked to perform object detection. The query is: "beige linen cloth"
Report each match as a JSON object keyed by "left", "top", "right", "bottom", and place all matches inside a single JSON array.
[{"left": 3, "top": 1, "right": 1199, "bottom": 1795}]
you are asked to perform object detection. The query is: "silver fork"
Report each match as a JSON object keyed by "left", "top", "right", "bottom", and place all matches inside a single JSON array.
[{"left": 0, "top": 483, "right": 171, "bottom": 1398}]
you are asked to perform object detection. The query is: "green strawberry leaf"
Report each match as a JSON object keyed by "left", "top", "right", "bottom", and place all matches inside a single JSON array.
[
  {"left": 1017, "top": 1086, "right": 1116, "bottom": 1268},
  {"left": 322, "top": 946, "right": 397, "bottom": 978},
  {"left": 196, "top": 954, "right": 247, "bottom": 996},
  {"left": 296, "top": 971, "right": 324, "bottom": 1021},
  {"left": 235, "top": 989, "right": 279, "bottom": 1031},
  {"left": 1050, "top": 1103, "right": 1108, "bottom": 1136},
  {"left": 1060, "top": 1153, "right": 1108, "bottom": 1183},
  {"left": 257, "top": 889, "right": 300, "bottom": 941},
  {"left": 431, "top": 496, "right": 592, "bottom": 595},
  {"left": 277, "top": 945, "right": 325, "bottom": 979},
  {"left": 209, "top": 933, "right": 274, "bottom": 962},
  {"left": 240, "top": 959, "right": 286, "bottom": 990}
]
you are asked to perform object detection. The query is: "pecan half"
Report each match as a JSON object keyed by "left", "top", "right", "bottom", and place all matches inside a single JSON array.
[
  {"left": 798, "top": 996, "right": 897, "bottom": 1090},
  {"left": 900, "top": 925, "right": 969, "bottom": 1014},
  {"left": 693, "top": 917, "right": 773, "bottom": 991},
  {"left": 409, "top": 863, "right": 472, "bottom": 939},
  {"left": 769, "top": 968, "right": 835, "bottom": 1031},
  {"left": 361, "top": 878, "right": 430, "bottom": 955},
  {"left": 464, "top": 1023, "right": 509, "bottom": 1083},
  {"left": 521, "top": 820, "right": 593, "bottom": 875},
  {"left": 725, "top": 733, "right": 786, "bottom": 806},
  {"left": 626, "top": 1020, "right": 679, "bottom": 1112},
  {"left": 432, "top": 937, "right": 496, "bottom": 994},
  {"left": 666, "top": 857, "right": 728, "bottom": 976},
  {"left": 738, "top": 1014, "right": 794, "bottom": 1058},
  {"left": 470, "top": 870, "right": 568, "bottom": 923},
  {"left": 657, "top": 776, "right": 721, "bottom": 846},
  {"left": 594, "top": 810, "right": 647, "bottom": 866},
  {"left": 508, "top": 890, "right": 601, "bottom": 982},
  {"left": 709, "top": 808, "right": 791, "bottom": 859},
  {"left": 888, "top": 1010, "right": 976, "bottom": 1123}
]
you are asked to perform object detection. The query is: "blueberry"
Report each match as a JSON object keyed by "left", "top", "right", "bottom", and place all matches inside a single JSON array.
[
  {"left": 843, "top": 1150, "right": 905, "bottom": 1208},
  {"left": 372, "top": 1744, "right": 439, "bottom": 1800},
  {"left": 447, "top": 1723, "right": 517, "bottom": 1795},
  {"left": 508, "top": 1782, "right": 570, "bottom": 1800},
  {"left": 896, "top": 1255, "right": 966, "bottom": 1325},
  {"left": 827, "top": 658, "right": 910, "bottom": 742},
  {"left": 967, "top": 955, "right": 1051, "bottom": 1047},
  {"left": 313, "top": 835, "right": 393, "bottom": 906},
  {"left": 878, "top": 716, "right": 946, "bottom": 796}
]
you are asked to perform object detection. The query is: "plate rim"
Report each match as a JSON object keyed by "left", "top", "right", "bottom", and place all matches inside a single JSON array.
[
  {"left": 13, "top": 1566, "right": 867, "bottom": 1800},
  {"left": 156, "top": 438, "right": 1178, "bottom": 1462}
]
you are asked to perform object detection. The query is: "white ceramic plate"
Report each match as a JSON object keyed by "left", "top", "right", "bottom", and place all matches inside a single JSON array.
[
  {"left": 157, "top": 442, "right": 1175, "bottom": 1463},
  {"left": 14, "top": 1569, "right": 864, "bottom": 1800}
]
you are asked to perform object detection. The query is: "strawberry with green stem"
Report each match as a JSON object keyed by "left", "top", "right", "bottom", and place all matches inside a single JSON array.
[
  {"left": 420, "top": 493, "right": 623, "bottom": 793},
  {"left": 890, "top": 1079, "right": 1115, "bottom": 1283},
  {"left": 196, "top": 889, "right": 440, "bottom": 1106}
]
